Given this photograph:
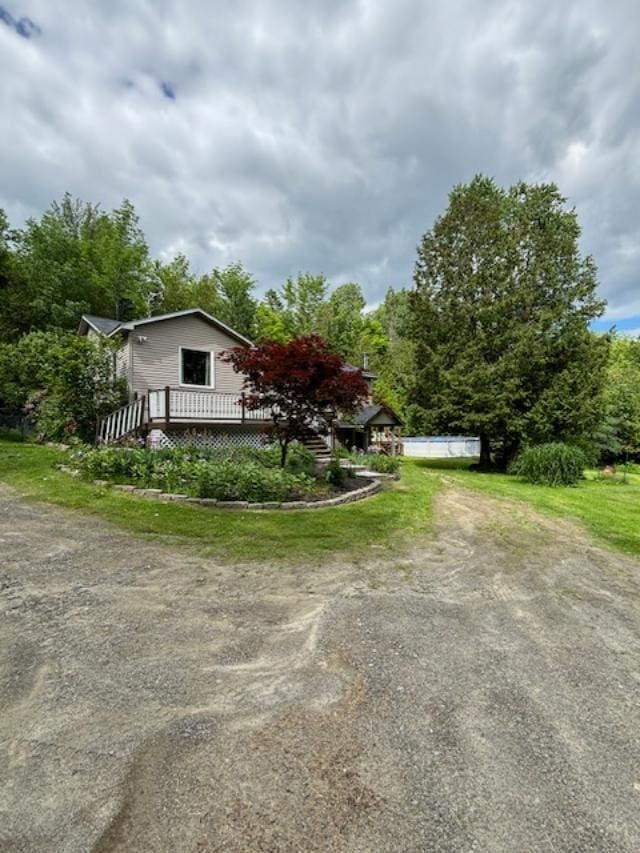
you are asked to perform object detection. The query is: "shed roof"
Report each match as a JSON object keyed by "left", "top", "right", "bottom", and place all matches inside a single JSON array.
[{"left": 337, "top": 403, "right": 403, "bottom": 429}]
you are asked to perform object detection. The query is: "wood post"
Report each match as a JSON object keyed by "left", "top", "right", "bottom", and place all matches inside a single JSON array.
[
  {"left": 164, "top": 386, "right": 171, "bottom": 428},
  {"left": 241, "top": 392, "right": 246, "bottom": 423}
]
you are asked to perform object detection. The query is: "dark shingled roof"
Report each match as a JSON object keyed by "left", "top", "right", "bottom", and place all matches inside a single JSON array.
[
  {"left": 337, "top": 403, "right": 403, "bottom": 429},
  {"left": 356, "top": 404, "right": 390, "bottom": 425},
  {"left": 82, "top": 315, "right": 121, "bottom": 335}
]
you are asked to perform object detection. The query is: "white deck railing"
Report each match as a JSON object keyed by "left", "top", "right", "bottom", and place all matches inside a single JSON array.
[
  {"left": 97, "top": 396, "right": 146, "bottom": 444},
  {"left": 148, "top": 388, "right": 272, "bottom": 423}
]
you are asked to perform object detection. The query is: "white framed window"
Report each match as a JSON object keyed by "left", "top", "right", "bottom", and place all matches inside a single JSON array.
[{"left": 179, "top": 347, "right": 215, "bottom": 388}]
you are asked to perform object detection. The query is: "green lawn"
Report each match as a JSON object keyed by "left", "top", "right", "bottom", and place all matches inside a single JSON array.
[
  {"left": 0, "top": 442, "right": 438, "bottom": 564},
  {"left": 416, "top": 457, "right": 640, "bottom": 558},
  {"left": 2, "top": 441, "right": 638, "bottom": 563}
]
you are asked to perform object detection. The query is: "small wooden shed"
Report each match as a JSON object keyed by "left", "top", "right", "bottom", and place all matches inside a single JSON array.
[{"left": 336, "top": 404, "right": 403, "bottom": 455}]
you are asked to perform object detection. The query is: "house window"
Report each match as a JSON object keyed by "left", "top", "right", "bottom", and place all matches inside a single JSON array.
[{"left": 180, "top": 348, "right": 213, "bottom": 387}]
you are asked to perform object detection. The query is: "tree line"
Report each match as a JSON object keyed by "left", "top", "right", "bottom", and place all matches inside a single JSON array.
[{"left": 0, "top": 178, "right": 638, "bottom": 464}]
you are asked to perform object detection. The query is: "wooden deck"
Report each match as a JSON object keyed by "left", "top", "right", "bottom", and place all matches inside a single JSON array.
[
  {"left": 97, "top": 388, "right": 272, "bottom": 444},
  {"left": 147, "top": 388, "right": 271, "bottom": 425}
]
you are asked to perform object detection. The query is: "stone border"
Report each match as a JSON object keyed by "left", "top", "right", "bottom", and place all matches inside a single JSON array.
[{"left": 58, "top": 466, "right": 383, "bottom": 510}]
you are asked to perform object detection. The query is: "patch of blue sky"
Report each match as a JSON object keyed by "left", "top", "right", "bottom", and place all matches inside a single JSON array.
[
  {"left": 592, "top": 315, "right": 640, "bottom": 335},
  {"left": 160, "top": 81, "right": 176, "bottom": 100},
  {"left": 0, "top": 5, "right": 40, "bottom": 38}
]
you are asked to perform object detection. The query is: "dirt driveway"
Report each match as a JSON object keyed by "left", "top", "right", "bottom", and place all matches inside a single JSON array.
[{"left": 2, "top": 482, "right": 640, "bottom": 852}]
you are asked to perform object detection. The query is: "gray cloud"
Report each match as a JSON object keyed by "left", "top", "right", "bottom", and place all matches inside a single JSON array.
[{"left": 0, "top": 0, "right": 638, "bottom": 319}]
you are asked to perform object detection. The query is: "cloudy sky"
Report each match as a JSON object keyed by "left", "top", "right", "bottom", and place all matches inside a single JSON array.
[{"left": 1, "top": 1, "right": 638, "bottom": 329}]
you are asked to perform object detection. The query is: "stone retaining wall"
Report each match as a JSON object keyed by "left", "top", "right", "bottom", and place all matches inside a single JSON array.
[{"left": 59, "top": 466, "right": 383, "bottom": 510}]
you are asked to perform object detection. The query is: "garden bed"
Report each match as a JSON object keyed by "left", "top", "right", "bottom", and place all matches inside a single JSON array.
[
  {"left": 81, "top": 476, "right": 382, "bottom": 510},
  {"left": 65, "top": 443, "right": 390, "bottom": 509}
]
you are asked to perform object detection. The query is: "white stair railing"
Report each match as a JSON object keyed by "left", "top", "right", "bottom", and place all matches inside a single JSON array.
[{"left": 97, "top": 396, "right": 146, "bottom": 445}]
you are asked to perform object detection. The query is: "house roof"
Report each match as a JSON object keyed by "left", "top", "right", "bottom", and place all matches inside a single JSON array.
[
  {"left": 77, "top": 314, "right": 122, "bottom": 336},
  {"left": 78, "top": 308, "right": 253, "bottom": 347}
]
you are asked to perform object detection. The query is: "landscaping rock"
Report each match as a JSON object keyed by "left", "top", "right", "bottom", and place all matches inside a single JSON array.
[
  {"left": 317, "top": 496, "right": 342, "bottom": 507},
  {"left": 77, "top": 474, "right": 385, "bottom": 510}
]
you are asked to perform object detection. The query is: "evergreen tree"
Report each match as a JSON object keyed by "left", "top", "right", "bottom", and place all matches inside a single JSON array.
[{"left": 410, "top": 176, "right": 607, "bottom": 468}]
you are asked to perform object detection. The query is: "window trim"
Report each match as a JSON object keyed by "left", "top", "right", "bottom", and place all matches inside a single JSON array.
[{"left": 178, "top": 346, "right": 216, "bottom": 389}]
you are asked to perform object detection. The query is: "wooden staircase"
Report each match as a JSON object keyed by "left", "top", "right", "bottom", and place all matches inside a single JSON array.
[
  {"left": 300, "top": 431, "right": 332, "bottom": 463},
  {"left": 97, "top": 396, "right": 146, "bottom": 445}
]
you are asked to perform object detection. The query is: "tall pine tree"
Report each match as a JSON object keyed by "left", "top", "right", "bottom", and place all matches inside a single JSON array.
[{"left": 410, "top": 176, "right": 608, "bottom": 468}]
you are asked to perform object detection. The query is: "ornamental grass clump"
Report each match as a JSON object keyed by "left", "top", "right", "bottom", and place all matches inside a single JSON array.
[
  {"left": 510, "top": 442, "right": 587, "bottom": 486},
  {"left": 361, "top": 454, "right": 401, "bottom": 474}
]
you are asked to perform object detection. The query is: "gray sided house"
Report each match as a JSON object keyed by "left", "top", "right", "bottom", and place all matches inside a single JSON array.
[{"left": 78, "top": 308, "right": 402, "bottom": 455}]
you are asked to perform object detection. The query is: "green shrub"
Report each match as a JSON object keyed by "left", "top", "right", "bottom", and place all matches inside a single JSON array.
[
  {"left": 338, "top": 449, "right": 401, "bottom": 474},
  {"left": 324, "top": 459, "right": 346, "bottom": 487},
  {"left": 1, "top": 332, "right": 127, "bottom": 442},
  {"left": 283, "top": 442, "right": 316, "bottom": 475},
  {"left": 74, "top": 444, "right": 315, "bottom": 502},
  {"left": 74, "top": 446, "right": 145, "bottom": 480},
  {"left": 196, "top": 460, "right": 311, "bottom": 502},
  {"left": 510, "top": 443, "right": 587, "bottom": 486},
  {"left": 363, "top": 454, "right": 401, "bottom": 474},
  {"left": 0, "top": 425, "right": 27, "bottom": 442}
]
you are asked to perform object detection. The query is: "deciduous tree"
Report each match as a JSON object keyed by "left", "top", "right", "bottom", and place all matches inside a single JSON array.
[
  {"left": 223, "top": 335, "right": 369, "bottom": 466},
  {"left": 1, "top": 194, "right": 153, "bottom": 338},
  {"left": 0, "top": 331, "right": 126, "bottom": 440},
  {"left": 254, "top": 273, "right": 328, "bottom": 342},
  {"left": 598, "top": 336, "right": 640, "bottom": 464}
]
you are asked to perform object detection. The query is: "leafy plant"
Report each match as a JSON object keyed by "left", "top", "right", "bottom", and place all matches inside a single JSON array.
[
  {"left": 0, "top": 331, "right": 127, "bottom": 442},
  {"left": 338, "top": 449, "right": 401, "bottom": 474},
  {"left": 362, "top": 454, "right": 401, "bottom": 474},
  {"left": 510, "top": 443, "right": 587, "bottom": 486},
  {"left": 196, "top": 461, "right": 311, "bottom": 502},
  {"left": 324, "top": 460, "right": 347, "bottom": 487},
  {"left": 74, "top": 444, "right": 319, "bottom": 502}
]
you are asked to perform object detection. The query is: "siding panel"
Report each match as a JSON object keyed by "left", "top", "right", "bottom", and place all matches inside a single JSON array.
[
  {"left": 115, "top": 343, "right": 129, "bottom": 380},
  {"left": 130, "top": 315, "right": 246, "bottom": 397}
]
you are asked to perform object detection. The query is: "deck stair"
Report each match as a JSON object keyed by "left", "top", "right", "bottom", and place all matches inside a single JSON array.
[
  {"left": 300, "top": 431, "right": 332, "bottom": 463},
  {"left": 97, "top": 396, "right": 146, "bottom": 445}
]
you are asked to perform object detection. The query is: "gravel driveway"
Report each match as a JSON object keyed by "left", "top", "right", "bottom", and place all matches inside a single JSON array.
[{"left": 2, "top": 482, "right": 640, "bottom": 852}]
